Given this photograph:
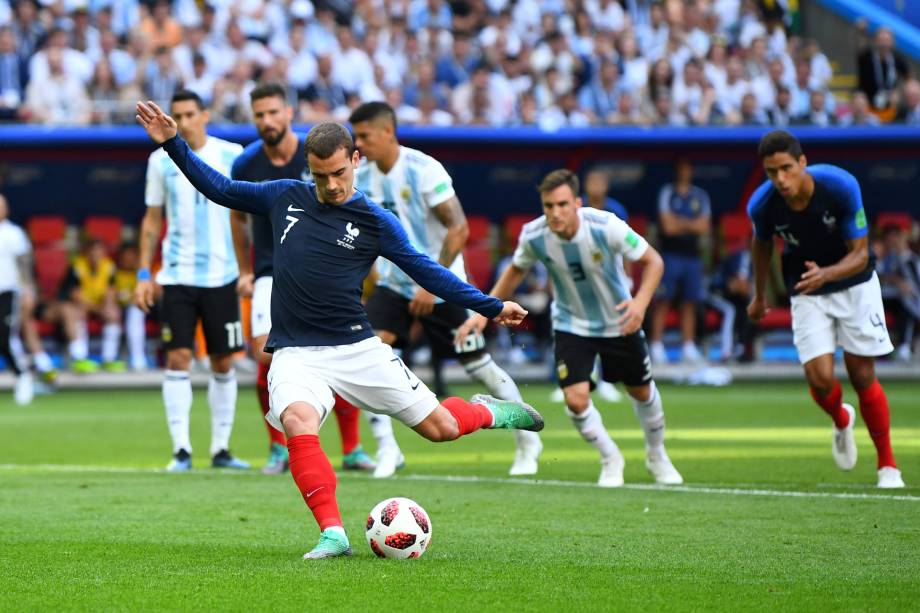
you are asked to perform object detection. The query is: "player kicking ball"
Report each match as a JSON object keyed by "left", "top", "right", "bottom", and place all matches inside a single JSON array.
[
  {"left": 457, "top": 170, "right": 683, "bottom": 487},
  {"left": 747, "top": 130, "right": 905, "bottom": 489},
  {"left": 135, "top": 101, "right": 544, "bottom": 559}
]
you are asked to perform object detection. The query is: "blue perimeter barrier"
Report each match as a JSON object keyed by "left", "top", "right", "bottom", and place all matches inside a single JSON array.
[{"left": 1, "top": 125, "right": 918, "bottom": 226}]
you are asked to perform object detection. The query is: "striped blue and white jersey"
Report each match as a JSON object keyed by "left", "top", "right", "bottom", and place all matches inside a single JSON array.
[
  {"left": 145, "top": 136, "right": 243, "bottom": 287},
  {"left": 512, "top": 208, "right": 648, "bottom": 338},
  {"left": 355, "top": 145, "right": 464, "bottom": 300}
]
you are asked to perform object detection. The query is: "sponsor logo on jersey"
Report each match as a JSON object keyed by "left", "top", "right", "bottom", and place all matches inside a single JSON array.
[
  {"left": 625, "top": 230, "right": 640, "bottom": 249},
  {"left": 855, "top": 208, "right": 867, "bottom": 229},
  {"left": 822, "top": 210, "right": 837, "bottom": 231},
  {"left": 401, "top": 186, "right": 411, "bottom": 201},
  {"left": 434, "top": 182, "right": 450, "bottom": 195},
  {"left": 592, "top": 251, "right": 603, "bottom": 263}
]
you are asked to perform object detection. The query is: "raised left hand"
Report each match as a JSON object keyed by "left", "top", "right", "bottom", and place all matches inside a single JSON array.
[
  {"left": 136, "top": 100, "right": 178, "bottom": 144},
  {"left": 794, "top": 261, "right": 828, "bottom": 295}
]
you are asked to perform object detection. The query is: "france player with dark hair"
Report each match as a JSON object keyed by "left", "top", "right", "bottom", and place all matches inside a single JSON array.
[
  {"left": 135, "top": 100, "right": 544, "bottom": 559},
  {"left": 747, "top": 130, "right": 904, "bottom": 489}
]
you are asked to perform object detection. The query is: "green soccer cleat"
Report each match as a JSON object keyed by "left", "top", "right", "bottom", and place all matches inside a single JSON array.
[
  {"left": 471, "top": 394, "right": 544, "bottom": 432},
  {"left": 342, "top": 445, "right": 376, "bottom": 471},
  {"left": 261, "top": 442, "right": 289, "bottom": 475},
  {"left": 102, "top": 360, "right": 127, "bottom": 373},
  {"left": 71, "top": 359, "right": 99, "bottom": 374},
  {"left": 303, "top": 529, "right": 352, "bottom": 560}
]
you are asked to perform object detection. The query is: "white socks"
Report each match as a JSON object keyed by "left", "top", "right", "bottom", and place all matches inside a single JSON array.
[
  {"left": 567, "top": 400, "right": 619, "bottom": 461},
  {"left": 163, "top": 370, "right": 192, "bottom": 453},
  {"left": 68, "top": 322, "right": 89, "bottom": 361},
  {"left": 365, "top": 411, "right": 399, "bottom": 451},
  {"left": 464, "top": 354, "right": 542, "bottom": 450},
  {"left": 632, "top": 381, "right": 666, "bottom": 458},
  {"left": 125, "top": 305, "right": 147, "bottom": 369},
  {"left": 101, "top": 323, "right": 122, "bottom": 363},
  {"left": 208, "top": 369, "right": 237, "bottom": 456}
]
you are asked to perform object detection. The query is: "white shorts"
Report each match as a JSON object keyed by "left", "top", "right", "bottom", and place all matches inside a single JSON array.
[
  {"left": 791, "top": 273, "right": 893, "bottom": 364},
  {"left": 251, "top": 276, "right": 273, "bottom": 339},
  {"left": 266, "top": 336, "right": 439, "bottom": 433}
]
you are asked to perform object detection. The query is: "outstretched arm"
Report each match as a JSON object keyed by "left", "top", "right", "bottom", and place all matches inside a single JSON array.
[
  {"left": 135, "top": 101, "right": 282, "bottom": 215},
  {"left": 377, "top": 211, "right": 525, "bottom": 324}
]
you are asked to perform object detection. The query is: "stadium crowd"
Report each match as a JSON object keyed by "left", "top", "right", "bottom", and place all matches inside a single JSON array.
[{"left": 0, "top": 0, "right": 917, "bottom": 128}]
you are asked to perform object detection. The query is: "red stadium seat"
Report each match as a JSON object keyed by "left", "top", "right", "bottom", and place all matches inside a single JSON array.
[
  {"left": 720, "top": 212, "right": 752, "bottom": 252},
  {"left": 503, "top": 214, "right": 533, "bottom": 248},
  {"left": 628, "top": 214, "right": 648, "bottom": 238},
  {"left": 466, "top": 215, "right": 492, "bottom": 246},
  {"left": 464, "top": 245, "right": 494, "bottom": 290},
  {"left": 27, "top": 216, "right": 68, "bottom": 247},
  {"left": 83, "top": 216, "right": 124, "bottom": 252},
  {"left": 32, "top": 246, "right": 70, "bottom": 301},
  {"left": 757, "top": 307, "right": 792, "bottom": 330},
  {"left": 875, "top": 212, "right": 913, "bottom": 233}
]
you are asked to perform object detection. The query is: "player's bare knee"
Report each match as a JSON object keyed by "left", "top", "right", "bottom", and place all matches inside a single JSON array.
[
  {"left": 166, "top": 349, "right": 192, "bottom": 371},
  {"left": 414, "top": 410, "right": 459, "bottom": 442},
  {"left": 845, "top": 355, "right": 876, "bottom": 391},
  {"left": 280, "top": 403, "right": 321, "bottom": 436},
  {"left": 564, "top": 388, "right": 591, "bottom": 414},
  {"left": 210, "top": 353, "right": 234, "bottom": 374},
  {"left": 626, "top": 384, "right": 652, "bottom": 403}
]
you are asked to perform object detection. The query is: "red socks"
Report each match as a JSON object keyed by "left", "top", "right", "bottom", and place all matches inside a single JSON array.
[
  {"left": 809, "top": 381, "right": 850, "bottom": 429},
  {"left": 288, "top": 434, "right": 342, "bottom": 530},
  {"left": 442, "top": 397, "right": 494, "bottom": 436},
  {"left": 857, "top": 380, "right": 896, "bottom": 469},
  {"left": 333, "top": 395, "right": 361, "bottom": 455},
  {"left": 257, "top": 362, "right": 285, "bottom": 446}
]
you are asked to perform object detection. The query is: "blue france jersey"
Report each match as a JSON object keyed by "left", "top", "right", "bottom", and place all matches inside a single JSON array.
[
  {"left": 231, "top": 134, "right": 311, "bottom": 279},
  {"left": 160, "top": 136, "right": 503, "bottom": 349},
  {"left": 747, "top": 164, "right": 873, "bottom": 296}
]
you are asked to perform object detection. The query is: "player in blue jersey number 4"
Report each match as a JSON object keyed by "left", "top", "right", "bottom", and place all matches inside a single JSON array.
[
  {"left": 136, "top": 100, "right": 544, "bottom": 559},
  {"left": 747, "top": 130, "right": 904, "bottom": 489}
]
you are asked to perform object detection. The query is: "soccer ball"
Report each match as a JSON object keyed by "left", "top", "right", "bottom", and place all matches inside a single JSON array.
[{"left": 365, "top": 497, "right": 432, "bottom": 559}]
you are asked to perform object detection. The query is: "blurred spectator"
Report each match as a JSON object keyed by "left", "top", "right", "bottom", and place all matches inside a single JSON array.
[
  {"left": 435, "top": 30, "right": 475, "bottom": 87},
  {"left": 301, "top": 54, "right": 348, "bottom": 112},
  {"left": 28, "top": 27, "right": 93, "bottom": 85},
  {"left": 172, "top": 25, "right": 220, "bottom": 85},
  {"left": 212, "top": 60, "right": 256, "bottom": 123},
  {"left": 69, "top": 5, "right": 99, "bottom": 55},
  {"left": 143, "top": 46, "right": 182, "bottom": 108},
  {"left": 184, "top": 53, "right": 216, "bottom": 106},
  {"left": 710, "top": 244, "right": 755, "bottom": 362},
  {"left": 415, "top": 90, "right": 453, "bottom": 125},
  {"left": 583, "top": 167, "right": 628, "bottom": 220},
  {"left": 451, "top": 62, "right": 515, "bottom": 125},
  {"left": 734, "top": 91, "right": 768, "bottom": 125},
  {"left": 857, "top": 26, "right": 909, "bottom": 114},
  {"left": 114, "top": 242, "right": 149, "bottom": 371},
  {"left": 0, "top": 25, "right": 23, "bottom": 120},
  {"left": 333, "top": 25, "right": 374, "bottom": 94},
  {"left": 139, "top": 0, "right": 183, "bottom": 50},
  {"left": 878, "top": 224, "right": 920, "bottom": 362},
  {"left": 578, "top": 57, "right": 623, "bottom": 123},
  {"left": 795, "top": 89, "right": 835, "bottom": 127},
  {"left": 767, "top": 85, "right": 793, "bottom": 126},
  {"left": 896, "top": 78, "right": 920, "bottom": 125},
  {"left": 89, "top": 29, "right": 137, "bottom": 88},
  {"left": 24, "top": 47, "right": 91, "bottom": 124},
  {"left": 11, "top": 0, "right": 44, "bottom": 69},
  {"left": 718, "top": 55, "right": 750, "bottom": 119},
  {"left": 404, "top": 58, "right": 448, "bottom": 109},
  {"left": 841, "top": 90, "right": 880, "bottom": 127},
  {"left": 41, "top": 239, "right": 119, "bottom": 373},
  {"left": 672, "top": 58, "right": 716, "bottom": 125},
  {"left": 650, "top": 157, "right": 711, "bottom": 365},
  {"left": 618, "top": 32, "right": 649, "bottom": 93}
]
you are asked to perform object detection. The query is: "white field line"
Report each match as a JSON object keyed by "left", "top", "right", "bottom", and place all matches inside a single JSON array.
[{"left": 1, "top": 463, "right": 918, "bottom": 503}]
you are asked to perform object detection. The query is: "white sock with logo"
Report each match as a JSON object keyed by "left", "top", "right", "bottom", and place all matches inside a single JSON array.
[
  {"left": 632, "top": 381, "right": 666, "bottom": 458},
  {"left": 464, "top": 354, "right": 541, "bottom": 449},
  {"left": 163, "top": 370, "right": 192, "bottom": 454},
  {"left": 365, "top": 412, "right": 399, "bottom": 452},
  {"left": 566, "top": 400, "right": 619, "bottom": 461},
  {"left": 209, "top": 369, "right": 238, "bottom": 456}
]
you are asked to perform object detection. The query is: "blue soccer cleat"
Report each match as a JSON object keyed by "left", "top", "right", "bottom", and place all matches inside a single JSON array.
[
  {"left": 211, "top": 449, "right": 250, "bottom": 470},
  {"left": 167, "top": 449, "right": 192, "bottom": 472}
]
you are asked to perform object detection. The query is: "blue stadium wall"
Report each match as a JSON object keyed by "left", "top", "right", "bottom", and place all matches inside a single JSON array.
[{"left": 1, "top": 125, "right": 918, "bottom": 227}]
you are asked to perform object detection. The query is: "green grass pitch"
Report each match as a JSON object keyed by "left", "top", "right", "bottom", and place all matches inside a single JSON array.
[{"left": 1, "top": 381, "right": 919, "bottom": 612}]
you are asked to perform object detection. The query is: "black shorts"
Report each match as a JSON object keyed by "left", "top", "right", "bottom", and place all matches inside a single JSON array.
[
  {"left": 366, "top": 286, "right": 486, "bottom": 360},
  {"left": 554, "top": 330, "right": 652, "bottom": 388},
  {"left": 160, "top": 281, "right": 243, "bottom": 354}
]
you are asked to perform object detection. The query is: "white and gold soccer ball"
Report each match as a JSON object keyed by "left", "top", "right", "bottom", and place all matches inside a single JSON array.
[{"left": 365, "top": 497, "right": 432, "bottom": 559}]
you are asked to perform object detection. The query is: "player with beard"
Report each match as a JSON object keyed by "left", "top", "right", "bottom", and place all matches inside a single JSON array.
[{"left": 231, "top": 83, "right": 375, "bottom": 475}]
